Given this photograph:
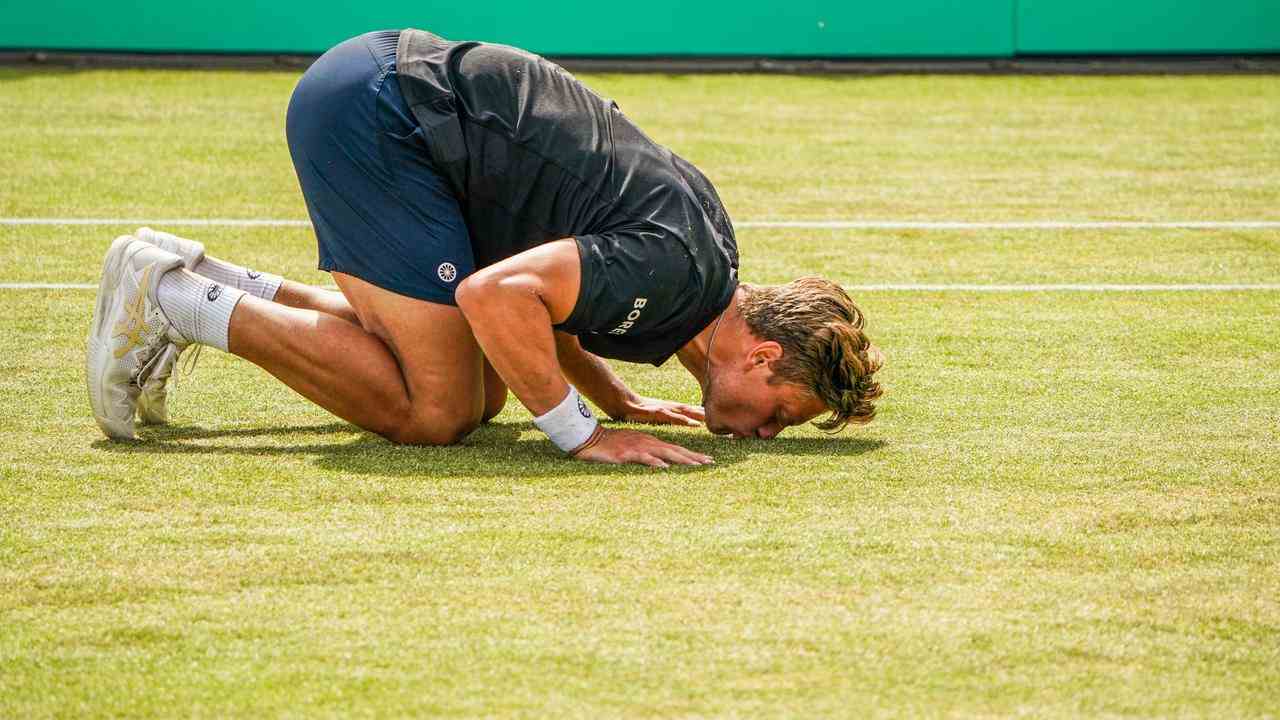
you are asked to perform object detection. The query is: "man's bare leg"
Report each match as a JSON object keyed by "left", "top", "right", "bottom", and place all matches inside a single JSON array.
[
  {"left": 162, "top": 268, "right": 488, "bottom": 445},
  {"left": 133, "top": 228, "right": 504, "bottom": 433},
  {"left": 271, "top": 280, "right": 360, "bottom": 324},
  {"left": 266, "top": 278, "right": 508, "bottom": 422}
]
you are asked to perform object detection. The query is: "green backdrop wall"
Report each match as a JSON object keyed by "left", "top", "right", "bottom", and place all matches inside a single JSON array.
[
  {"left": 1017, "top": 0, "right": 1280, "bottom": 54},
  {"left": 1, "top": 1, "right": 1276, "bottom": 56}
]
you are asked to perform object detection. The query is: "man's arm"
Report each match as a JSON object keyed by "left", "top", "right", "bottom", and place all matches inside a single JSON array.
[
  {"left": 554, "top": 332, "right": 704, "bottom": 427},
  {"left": 455, "top": 239, "right": 711, "bottom": 466},
  {"left": 553, "top": 331, "right": 635, "bottom": 419}
]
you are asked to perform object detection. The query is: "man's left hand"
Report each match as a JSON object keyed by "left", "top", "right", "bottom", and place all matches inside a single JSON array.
[{"left": 614, "top": 397, "right": 705, "bottom": 427}]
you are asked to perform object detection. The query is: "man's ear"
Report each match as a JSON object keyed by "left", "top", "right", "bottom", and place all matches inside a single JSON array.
[{"left": 747, "top": 341, "right": 783, "bottom": 370}]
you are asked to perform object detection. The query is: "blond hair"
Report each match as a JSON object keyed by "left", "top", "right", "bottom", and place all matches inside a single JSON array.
[{"left": 739, "top": 277, "right": 884, "bottom": 431}]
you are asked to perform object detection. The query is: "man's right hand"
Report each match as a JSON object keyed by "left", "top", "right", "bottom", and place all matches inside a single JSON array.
[{"left": 573, "top": 428, "right": 713, "bottom": 468}]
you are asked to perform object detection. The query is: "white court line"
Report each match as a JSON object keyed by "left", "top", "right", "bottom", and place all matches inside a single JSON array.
[
  {"left": 1, "top": 283, "right": 100, "bottom": 290},
  {"left": 5, "top": 282, "right": 1279, "bottom": 292},
  {"left": 0, "top": 218, "right": 313, "bottom": 227},
  {"left": 2, "top": 218, "right": 1280, "bottom": 230}
]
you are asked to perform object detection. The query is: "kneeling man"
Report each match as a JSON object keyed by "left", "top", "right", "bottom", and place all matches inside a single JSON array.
[{"left": 87, "top": 29, "right": 884, "bottom": 467}]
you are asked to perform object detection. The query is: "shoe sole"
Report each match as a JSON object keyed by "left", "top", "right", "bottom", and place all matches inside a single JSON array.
[{"left": 135, "top": 227, "right": 205, "bottom": 270}]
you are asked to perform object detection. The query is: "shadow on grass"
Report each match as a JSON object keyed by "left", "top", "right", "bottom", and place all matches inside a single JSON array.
[
  {"left": 91, "top": 420, "right": 886, "bottom": 478},
  {"left": 0, "top": 66, "right": 80, "bottom": 83}
]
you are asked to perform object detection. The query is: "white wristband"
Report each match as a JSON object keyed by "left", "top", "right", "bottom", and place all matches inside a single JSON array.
[{"left": 533, "top": 386, "right": 599, "bottom": 453}]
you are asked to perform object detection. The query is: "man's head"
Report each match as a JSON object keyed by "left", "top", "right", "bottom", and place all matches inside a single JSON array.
[{"left": 702, "top": 277, "right": 884, "bottom": 439}]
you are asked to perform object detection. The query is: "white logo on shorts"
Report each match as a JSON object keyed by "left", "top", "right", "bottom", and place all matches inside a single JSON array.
[{"left": 437, "top": 262, "right": 458, "bottom": 283}]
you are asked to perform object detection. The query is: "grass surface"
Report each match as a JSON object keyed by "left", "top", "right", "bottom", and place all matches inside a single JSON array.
[{"left": 2, "top": 67, "right": 1279, "bottom": 717}]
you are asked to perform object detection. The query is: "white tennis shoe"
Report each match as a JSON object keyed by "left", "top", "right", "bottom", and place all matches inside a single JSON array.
[
  {"left": 133, "top": 227, "right": 206, "bottom": 425},
  {"left": 86, "top": 236, "right": 187, "bottom": 440}
]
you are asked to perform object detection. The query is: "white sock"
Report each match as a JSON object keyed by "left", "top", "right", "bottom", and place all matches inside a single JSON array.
[
  {"left": 156, "top": 269, "right": 247, "bottom": 352},
  {"left": 192, "top": 255, "right": 282, "bottom": 301}
]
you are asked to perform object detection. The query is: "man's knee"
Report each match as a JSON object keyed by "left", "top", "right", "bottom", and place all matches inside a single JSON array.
[{"left": 384, "top": 406, "right": 481, "bottom": 446}]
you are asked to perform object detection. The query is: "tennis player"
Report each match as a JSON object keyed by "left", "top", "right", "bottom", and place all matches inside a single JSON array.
[{"left": 87, "top": 29, "right": 883, "bottom": 467}]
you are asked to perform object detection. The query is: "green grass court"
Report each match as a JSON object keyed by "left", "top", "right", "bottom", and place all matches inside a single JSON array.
[{"left": 2, "top": 68, "right": 1278, "bottom": 716}]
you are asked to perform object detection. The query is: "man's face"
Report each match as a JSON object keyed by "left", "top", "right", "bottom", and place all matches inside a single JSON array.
[{"left": 702, "top": 350, "right": 827, "bottom": 439}]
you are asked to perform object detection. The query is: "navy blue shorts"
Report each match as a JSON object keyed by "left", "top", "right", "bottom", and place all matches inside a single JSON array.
[{"left": 286, "top": 30, "right": 473, "bottom": 305}]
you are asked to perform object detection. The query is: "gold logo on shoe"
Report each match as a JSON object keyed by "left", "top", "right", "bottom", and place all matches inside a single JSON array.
[{"left": 112, "top": 263, "right": 154, "bottom": 359}]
